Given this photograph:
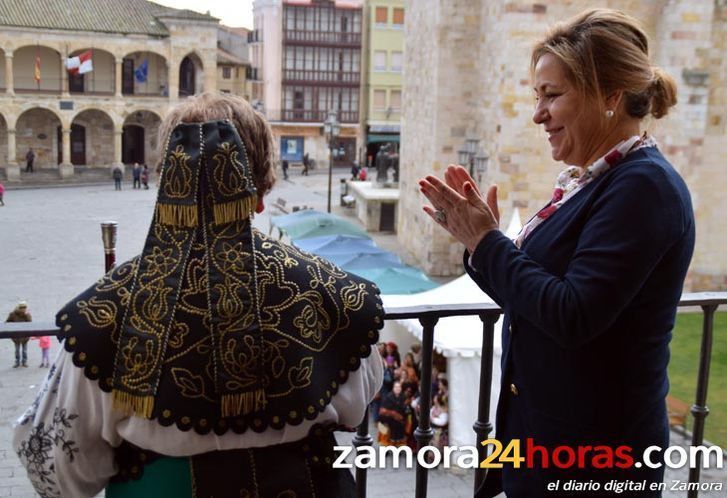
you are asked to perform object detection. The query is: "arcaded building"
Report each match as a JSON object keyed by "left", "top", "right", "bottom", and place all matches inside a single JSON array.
[{"left": 0, "top": 0, "right": 226, "bottom": 182}]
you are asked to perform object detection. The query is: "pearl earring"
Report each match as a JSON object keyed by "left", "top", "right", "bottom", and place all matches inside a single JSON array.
[{"left": 605, "top": 110, "right": 614, "bottom": 118}]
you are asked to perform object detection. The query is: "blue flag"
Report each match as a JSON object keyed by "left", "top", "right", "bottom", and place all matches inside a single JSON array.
[{"left": 134, "top": 59, "right": 148, "bottom": 83}]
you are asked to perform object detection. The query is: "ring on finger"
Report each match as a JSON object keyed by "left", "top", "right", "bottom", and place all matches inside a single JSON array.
[{"left": 434, "top": 209, "right": 447, "bottom": 224}]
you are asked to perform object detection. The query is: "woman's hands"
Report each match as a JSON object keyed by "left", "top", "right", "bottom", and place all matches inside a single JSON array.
[{"left": 419, "top": 165, "right": 500, "bottom": 254}]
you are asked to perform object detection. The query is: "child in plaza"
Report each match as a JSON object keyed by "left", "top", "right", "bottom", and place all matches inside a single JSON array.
[
  {"left": 31, "top": 335, "right": 51, "bottom": 368},
  {"left": 0, "top": 180, "right": 5, "bottom": 206}
]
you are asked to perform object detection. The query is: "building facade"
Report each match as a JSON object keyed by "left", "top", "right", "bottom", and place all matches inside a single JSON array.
[
  {"left": 252, "top": 0, "right": 363, "bottom": 169},
  {"left": 0, "top": 0, "right": 223, "bottom": 182},
  {"left": 217, "top": 26, "right": 253, "bottom": 100},
  {"left": 360, "top": 0, "right": 404, "bottom": 167},
  {"left": 398, "top": 0, "right": 727, "bottom": 290}
]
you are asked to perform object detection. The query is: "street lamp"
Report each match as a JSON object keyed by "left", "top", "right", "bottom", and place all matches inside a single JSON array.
[
  {"left": 324, "top": 110, "right": 341, "bottom": 213},
  {"left": 457, "top": 137, "right": 480, "bottom": 176},
  {"left": 474, "top": 153, "right": 489, "bottom": 185}
]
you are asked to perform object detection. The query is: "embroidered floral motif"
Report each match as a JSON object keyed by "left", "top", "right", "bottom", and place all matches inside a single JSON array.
[{"left": 16, "top": 407, "right": 79, "bottom": 498}]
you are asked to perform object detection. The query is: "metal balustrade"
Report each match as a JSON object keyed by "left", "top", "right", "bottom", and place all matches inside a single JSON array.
[{"left": 0, "top": 222, "right": 724, "bottom": 498}]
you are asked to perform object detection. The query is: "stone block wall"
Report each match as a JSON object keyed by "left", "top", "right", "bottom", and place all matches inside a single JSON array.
[
  {"left": 16, "top": 109, "right": 61, "bottom": 168},
  {"left": 399, "top": 0, "right": 727, "bottom": 289}
]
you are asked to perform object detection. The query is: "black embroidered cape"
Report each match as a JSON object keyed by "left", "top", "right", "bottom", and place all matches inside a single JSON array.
[{"left": 56, "top": 120, "right": 383, "bottom": 435}]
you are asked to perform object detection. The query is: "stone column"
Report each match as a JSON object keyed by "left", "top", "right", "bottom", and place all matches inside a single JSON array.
[
  {"left": 59, "top": 128, "right": 74, "bottom": 179},
  {"left": 168, "top": 59, "right": 178, "bottom": 100},
  {"left": 113, "top": 128, "right": 123, "bottom": 168},
  {"left": 5, "top": 52, "right": 13, "bottom": 95},
  {"left": 115, "top": 58, "right": 123, "bottom": 97},
  {"left": 60, "top": 53, "right": 69, "bottom": 97},
  {"left": 5, "top": 129, "right": 20, "bottom": 180}
]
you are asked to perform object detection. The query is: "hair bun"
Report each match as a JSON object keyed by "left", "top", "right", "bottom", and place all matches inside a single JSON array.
[{"left": 649, "top": 67, "right": 678, "bottom": 119}]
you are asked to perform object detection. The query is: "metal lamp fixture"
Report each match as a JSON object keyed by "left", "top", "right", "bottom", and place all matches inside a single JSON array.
[
  {"left": 324, "top": 110, "right": 341, "bottom": 213},
  {"left": 458, "top": 137, "right": 480, "bottom": 176},
  {"left": 474, "top": 153, "right": 489, "bottom": 184}
]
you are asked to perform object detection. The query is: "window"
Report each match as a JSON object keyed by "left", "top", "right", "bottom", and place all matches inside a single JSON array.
[
  {"left": 393, "top": 8, "right": 405, "bottom": 26},
  {"left": 391, "top": 52, "right": 403, "bottom": 73},
  {"left": 222, "top": 67, "right": 232, "bottom": 79},
  {"left": 375, "top": 6, "right": 388, "bottom": 24},
  {"left": 373, "top": 51, "right": 387, "bottom": 71},
  {"left": 390, "top": 90, "right": 402, "bottom": 110},
  {"left": 373, "top": 90, "right": 386, "bottom": 110}
]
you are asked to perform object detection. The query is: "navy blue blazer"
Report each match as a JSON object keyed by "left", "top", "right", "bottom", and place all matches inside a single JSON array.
[{"left": 465, "top": 147, "right": 695, "bottom": 497}]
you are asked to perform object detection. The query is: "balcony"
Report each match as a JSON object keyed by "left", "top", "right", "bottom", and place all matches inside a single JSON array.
[
  {"left": 2, "top": 294, "right": 725, "bottom": 497},
  {"left": 265, "top": 108, "right": 359, "bottom": 123},
  {"left": 283, "top": 29, "right": 362, "bottom": 47},
  {"left": 282, "top": 69, "right": 360, "bottom": 86},
  {"left": 1, "top": 221, "right": 724, "bottom": 498}
]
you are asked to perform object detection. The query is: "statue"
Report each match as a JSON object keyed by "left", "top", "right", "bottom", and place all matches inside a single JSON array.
[{"left": 375, "top": 144, "right": 390, "bottom": 187}]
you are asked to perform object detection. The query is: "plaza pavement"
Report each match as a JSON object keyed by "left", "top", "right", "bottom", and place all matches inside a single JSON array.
[{"left": 0, "top": 169, "right": 724, "bottom": 496}]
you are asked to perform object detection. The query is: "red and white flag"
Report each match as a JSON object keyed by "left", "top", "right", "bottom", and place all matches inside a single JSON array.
[{"left": 66, "top": 50, "right": 93, "bottom": 75}]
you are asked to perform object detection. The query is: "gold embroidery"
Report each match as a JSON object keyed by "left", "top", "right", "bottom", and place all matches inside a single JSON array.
[{"left": 163, "top": 144, "right": 194, "bottom": 199}]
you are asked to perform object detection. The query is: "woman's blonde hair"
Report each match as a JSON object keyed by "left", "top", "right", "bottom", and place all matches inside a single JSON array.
[
  {"left": 531, "top": 9, "right": 677, "bottom": 120},
  {"left": 157, "top": 93, "right": 277, "bottom": 196}
]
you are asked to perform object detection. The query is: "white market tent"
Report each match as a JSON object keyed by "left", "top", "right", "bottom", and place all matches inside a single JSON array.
[{"left": 379, "top": 209, "right": 521, "bottom": 454}]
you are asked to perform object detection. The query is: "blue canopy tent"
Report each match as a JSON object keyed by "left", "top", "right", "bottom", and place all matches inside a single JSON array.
[
  {"left": 293, "top": 234, "right": 378, "bottom": 255},
  {"left": 270, "top": 210, "right": 369, "bottom": 240},
  {"left": 351, "top": 267, "right": 439, "bottom": 295},
  {"left": 328, "top": 251, "right": 404, "bottom": 269}
]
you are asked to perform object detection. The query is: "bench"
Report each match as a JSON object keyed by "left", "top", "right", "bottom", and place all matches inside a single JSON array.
[
  {"left": 272, "top": 197, "right": 289, "bottom": 214},
  {"left": 667, "top": 394, "right": 690, "bottom": 430}
]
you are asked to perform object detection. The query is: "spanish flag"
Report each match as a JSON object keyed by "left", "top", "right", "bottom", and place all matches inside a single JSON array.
[{"left": 34, "top": 55, "right": 41, "bottom": 83}]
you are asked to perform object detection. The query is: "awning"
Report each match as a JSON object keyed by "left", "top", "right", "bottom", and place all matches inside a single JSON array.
[{"left": 367, "top": 134, "right": 400, "bottom": 143}]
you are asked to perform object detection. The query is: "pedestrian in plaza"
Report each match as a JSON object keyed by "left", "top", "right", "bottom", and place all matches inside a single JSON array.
[
  {"left": 14, "top": 93, "right": 384, "bottom": 498},
  {"left": 31, "top": 335, "right": 51, "bottom": 368},
  {"left": 302, "top": 152, "right": 310, "bottom": 176},
  {"left": 112, "top": 165, "right": 123, "bottom": 191},
  {"left": 140, "top": 164, "right": 150, "bottom": 189},
  {"left": 0, "top": 180, "right": 5, "bottom": 206},
  {"left": 358, "top": 166, "right": 367, "bottom": 181},
  {"left": 132, "top": 162, "right": 142, "bottom": 189},
  {"left": 25, "top": 148, "right": 35, "bottom": 173},
  {"left": 350, "top": 163, "right": 360, "bottom": 180},
  {"left": 6, "top": 301, "right": 32, "bottom": 368},
  {"left": 281, "top": 158, "right": 289, "bottom": 180},
  {"left": 419, "top": 9, "right": 694, "bottom": 497}
]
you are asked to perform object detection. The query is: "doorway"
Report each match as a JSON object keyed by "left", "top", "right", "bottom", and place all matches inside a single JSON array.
[
  {"left": 70, "top": 124, "right": 86, "bottom": 165},
  {"left": 122, "top": 125, "right": 144, "bottom": 164},
  {"left": 179, "top": 57, "right": 196, "bottom": 97}
]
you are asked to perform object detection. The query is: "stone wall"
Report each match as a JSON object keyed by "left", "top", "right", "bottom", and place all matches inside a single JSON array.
[
  {"left": 399, "top": 0, "right": 727, "bottom": 289},
  {"left": 16, "top": 109, "right": 61, "bottom": 168}
]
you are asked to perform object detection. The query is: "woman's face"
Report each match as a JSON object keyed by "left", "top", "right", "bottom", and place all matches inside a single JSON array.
[
  {"left": 393, "top": 382, "right": 402, "bottom": 395},
  {"left": 532, "top": 53, "right": 601, "bottom": 166}
]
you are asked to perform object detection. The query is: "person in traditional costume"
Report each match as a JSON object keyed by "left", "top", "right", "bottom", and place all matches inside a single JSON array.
[
  {"left": 377, "top": 381, "right": 408, "bottom": 447},
  {"left": 13, "top": 93, "right": 384, "bottom": 498}
]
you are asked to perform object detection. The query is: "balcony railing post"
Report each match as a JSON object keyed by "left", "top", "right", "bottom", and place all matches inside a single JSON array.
[
  {"left": 687, "top": 303, "right": 718, "bottom": 498},
  {"left": 414, "top": 315, "right": 438, "bottom": 498},
  {"left": 353, "top": 406, "right": 373, "bottom": 498},
  {"left": 473, "top": 311, "right": 499, "bottom": 493},
  {"left": 101, "top": 221, "right": 118, "bottom": 272}
]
